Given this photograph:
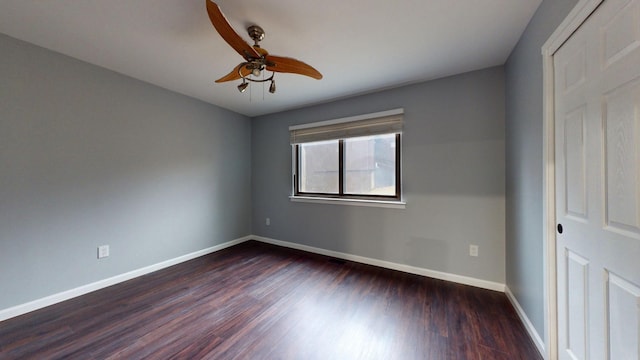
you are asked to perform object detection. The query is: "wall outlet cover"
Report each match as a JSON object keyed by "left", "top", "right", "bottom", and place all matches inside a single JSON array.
[{"left": 98, "top": 245, "right": 110, "bottom": 259}]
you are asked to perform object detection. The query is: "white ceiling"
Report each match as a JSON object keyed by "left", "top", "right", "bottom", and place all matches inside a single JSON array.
[{"left": 0, "top": 0, "right": 541, "bottom": 117}]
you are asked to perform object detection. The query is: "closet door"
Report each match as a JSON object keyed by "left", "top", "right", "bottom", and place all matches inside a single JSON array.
[{"left": 554, "top": 0, "right": 640, "bottom": 358}]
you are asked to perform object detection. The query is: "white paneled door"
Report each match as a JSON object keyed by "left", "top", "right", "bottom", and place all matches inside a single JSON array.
[{"left": 554, "top": 0, "right": 640, "bottom": 358}]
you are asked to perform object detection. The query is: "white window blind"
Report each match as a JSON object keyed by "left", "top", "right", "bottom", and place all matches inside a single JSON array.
[{"left": 289, "top": 109, "right": 403, "bottom": 144}]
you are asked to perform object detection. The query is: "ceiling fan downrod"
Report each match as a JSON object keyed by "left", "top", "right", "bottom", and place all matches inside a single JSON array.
[{"left": 247, "top": 25, "right": 265, "bottom": 46}]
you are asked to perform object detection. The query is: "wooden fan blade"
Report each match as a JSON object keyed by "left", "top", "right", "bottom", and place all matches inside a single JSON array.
[
  {"left": 265, "top": 55, "right": 323, "bottom": 80},
  {"left": 215, "top": 63, "right": 251, "bottom": 83},
  {"left": 206, "top": 1, "right": 260, "bottom": 60}
]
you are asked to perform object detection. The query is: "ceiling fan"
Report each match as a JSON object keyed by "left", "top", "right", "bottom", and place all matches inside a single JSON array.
[{"left": 206, "top": 1, "right": 322, "bottom": 94}]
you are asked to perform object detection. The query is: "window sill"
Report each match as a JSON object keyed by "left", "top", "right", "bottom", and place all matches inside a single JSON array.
[{"left": 289, "top": 196, "right": 406, "bottom": 209}]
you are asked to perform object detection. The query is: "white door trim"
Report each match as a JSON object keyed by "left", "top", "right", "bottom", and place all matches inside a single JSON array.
[{"left": 541, "top": 1, "right": 604, "bottom": 359}]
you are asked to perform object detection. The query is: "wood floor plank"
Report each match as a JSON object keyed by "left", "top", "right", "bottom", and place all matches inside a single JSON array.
[{"left": 0, "top": 240, "right": 542, "bottom": 359}]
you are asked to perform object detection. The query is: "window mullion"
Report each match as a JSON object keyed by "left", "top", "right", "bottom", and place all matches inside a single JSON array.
[
  {"left": 294, "top": 144, "right": 300, "bottom": 195},
  {"left": 338, "top": 139, "right": 344, "bottom": 196}
]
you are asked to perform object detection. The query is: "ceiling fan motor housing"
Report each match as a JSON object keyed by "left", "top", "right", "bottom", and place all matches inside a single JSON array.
[{"left": 247, "top": 25, "right": 265, "bottom": 45}]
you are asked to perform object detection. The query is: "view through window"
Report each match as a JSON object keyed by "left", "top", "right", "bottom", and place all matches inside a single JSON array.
[
  {"left": 344, "top": 134, "right": 396, "bottom": 196},
  {"left": 299, "top": 140, "right": 339, "bottom": 194}
]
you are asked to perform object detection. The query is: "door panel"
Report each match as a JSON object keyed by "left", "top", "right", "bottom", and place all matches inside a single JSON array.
[
  {"left": 601, "top": 0, "right": 640, "bottom": 69},
  {"left": 603, "top": 79, "right": 640, "bottom": 236},
  {"left": 564, "top": 107, "right": 588, "bottom": 220},
  {"left": 606, "top": 272, "right": 640, "bottom": 360},
  {"left": 563, "top": 46, "right": 587, "bottom": 93},
  {"left": 566, "top": 250, "right": 590, "bottom": 360}
]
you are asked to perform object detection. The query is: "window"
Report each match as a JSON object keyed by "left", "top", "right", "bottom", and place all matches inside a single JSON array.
[
  {"left": 291, "top": 109, "right": 403, "bottom": 203},
  {"left": 298, "top": 140, "right": 339, "bottom": 194}
]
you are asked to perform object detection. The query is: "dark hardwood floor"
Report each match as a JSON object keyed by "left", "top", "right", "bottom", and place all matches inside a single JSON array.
[{"left": 0, "top": 240, "right": 541, "bottom": 359}]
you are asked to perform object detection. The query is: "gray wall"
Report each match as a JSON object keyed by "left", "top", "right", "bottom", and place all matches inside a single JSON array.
[
  {"left": 504, "top": 0, "right": 578, "bottom": 337},
  {"left": 0, "top": 34, "right": 252, "bottom": 310},
  {"left": 252, "top": 67, "right": 506, "bottom": 284},
  {"left": 3, "top": 0, "right": 579, "bottom": 324}
]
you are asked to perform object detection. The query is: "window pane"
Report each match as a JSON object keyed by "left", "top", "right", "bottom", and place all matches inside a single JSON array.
[
  {"left": 344, "top": 134, "right": 396, "bottom": 196},
  {"left": 299, "top": 140, "right": 339, "bottom": 193}
]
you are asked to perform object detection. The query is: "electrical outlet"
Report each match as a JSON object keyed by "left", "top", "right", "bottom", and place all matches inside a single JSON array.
[
  {"left": 98, "top": 245, "right": 110, "bottom": 259},
  {"left": 266, "top": 217, "right": 271, "bottom": 226},
  {"left": 469, "top": 245, "right": 479, "bottom": 257}
]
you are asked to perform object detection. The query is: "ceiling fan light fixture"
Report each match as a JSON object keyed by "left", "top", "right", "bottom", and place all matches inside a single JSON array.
[
  {"left": 251, "top": 67, "right": 261, "bottom": 77},
  {"left": 269, "top": 80, "right": 276, "bottom": 94},
  {"left": 237, "top": 81, "right": 249, "bottom": 93}
]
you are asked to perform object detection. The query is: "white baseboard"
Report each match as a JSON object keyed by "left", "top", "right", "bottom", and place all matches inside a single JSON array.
[
  {"left": 505, "top": 286, "right": 545, "bottom": 357},
  {"left": 0, "top": 234, "right": 514, "bottom": 328},
  {"left": 0, "top": 235, "right": 252, "bottom": 322},
  {"left": 252, "top": 235, "right": 505, "bottom": 292}
]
